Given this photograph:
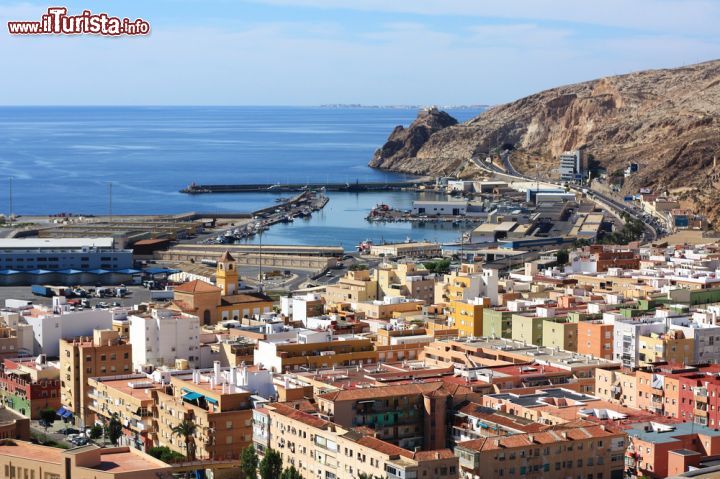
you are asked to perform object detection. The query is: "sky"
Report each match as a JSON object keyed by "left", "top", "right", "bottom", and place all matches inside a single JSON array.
[{"left": 1, "top": 0, "right": 719, "bottom": 106}]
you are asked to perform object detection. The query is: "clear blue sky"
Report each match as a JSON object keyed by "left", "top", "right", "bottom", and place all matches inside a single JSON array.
[{"left": 1, "top": 0, "right": 719, "bottom": 105}]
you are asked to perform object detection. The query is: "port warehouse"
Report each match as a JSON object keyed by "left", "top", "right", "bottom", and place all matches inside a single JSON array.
[
  {"left": 0, "top": 238, "right": 134, "bottom": 286},
  {"left": 155, "top": 244, "right": 343, "bottom": 271}
]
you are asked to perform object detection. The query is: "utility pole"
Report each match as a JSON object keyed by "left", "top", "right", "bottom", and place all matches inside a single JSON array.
[
  {"left": 8, "top": 177, "right": 12, "bottom": 227},
  {"left": 258, "top": 230, "right": 263, "bottom": 292},
  {"left": 108, "top": 182, "right": 113, "bottom": 222}
]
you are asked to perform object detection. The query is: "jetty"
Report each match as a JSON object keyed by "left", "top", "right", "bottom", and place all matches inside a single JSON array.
[{"left": 180, "top": 179, "right": 433, "bottom": 194}]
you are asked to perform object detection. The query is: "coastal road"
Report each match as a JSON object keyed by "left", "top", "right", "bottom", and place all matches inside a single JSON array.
[{"left": 472, "top": 154, "right": 660, "bottom": 243}]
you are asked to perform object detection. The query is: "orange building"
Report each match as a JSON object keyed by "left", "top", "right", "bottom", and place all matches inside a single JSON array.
[
  {"left": 577, "top": 320, "right": 614, "bottom": 359},
  {"left": 625, "top": 421, "right": 720, "bottom": 478}
]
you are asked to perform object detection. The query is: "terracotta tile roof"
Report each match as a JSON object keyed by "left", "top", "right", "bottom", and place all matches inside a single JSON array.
[
  {"left": 317, "top": 381, "right": 445, "bottom": 402},
  {"left": 268, "top": 402, "right": 329, "bottom": 429},
  {"left": 457, "top": 424, "right": 621, "bottom": 452},
  {"left": 220, "top": 292, "right": 273, "bottom": 305},
  {"left": 174, "top": 280, "right": 222, "bottom": 294},
  {"left": 219, "top": 251, "right": 235, "bottom": 262}
]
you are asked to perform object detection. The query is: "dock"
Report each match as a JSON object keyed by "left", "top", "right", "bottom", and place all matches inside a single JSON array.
[{"left": 180, "top": 179, "right": 433, "bottom": 194}]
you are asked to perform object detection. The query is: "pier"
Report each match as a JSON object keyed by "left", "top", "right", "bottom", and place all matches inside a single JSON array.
[{"left": 180, "top": 178, "right": 433, "bottom": 194}]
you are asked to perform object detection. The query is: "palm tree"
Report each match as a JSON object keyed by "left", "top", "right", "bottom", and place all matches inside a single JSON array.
[{"left": 171, "top": 419, "right": 198, "bottom": 461}]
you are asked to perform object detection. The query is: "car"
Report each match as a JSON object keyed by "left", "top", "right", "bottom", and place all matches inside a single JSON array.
[{"left": 71, "top": 436, "right": 89, "bottom": 446}]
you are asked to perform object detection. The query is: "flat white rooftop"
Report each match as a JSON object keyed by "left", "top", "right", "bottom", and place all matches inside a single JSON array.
[{"left": 0, "top": 237, "right": 115, "bottom": 250}]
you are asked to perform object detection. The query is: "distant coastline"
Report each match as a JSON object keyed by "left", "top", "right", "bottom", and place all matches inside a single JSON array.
[{"left": 319, "top": 104, "right": 490, "bottom": 110}]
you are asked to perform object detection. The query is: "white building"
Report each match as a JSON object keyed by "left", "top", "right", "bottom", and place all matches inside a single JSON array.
[
  {"left": 412, "top": 200, "right": 467, "bottom": 216},
  {"left": 280, "top": 293, "right": 323, "bottom": 324},
  {"left": 21, "top": 300, "right": 119, "bottom": 356},
  {"left": 559, "top": 150, "right": 584, "bottom": 182},
  {"left": 129, "top": 308, "right": 200, "bottom": 371}
]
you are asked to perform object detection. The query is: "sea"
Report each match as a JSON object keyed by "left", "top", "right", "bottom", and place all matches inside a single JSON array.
[{"left": 0, "top": 106, "right": 483, "bottom": 249}]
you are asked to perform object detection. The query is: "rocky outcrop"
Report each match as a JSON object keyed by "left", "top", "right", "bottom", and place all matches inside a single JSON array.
[
  {"left": 370, "top": 107, "right": 458, "bottom": 174},
  {"left": 370, "top": 60, "right": 720, "bottom": 223}
]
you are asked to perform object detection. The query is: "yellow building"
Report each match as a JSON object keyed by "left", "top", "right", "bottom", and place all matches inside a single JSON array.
[
  {"left": 323, "top": 269, "right": 378, "bottom": 304},
  {"left": 375, "top": 262, "right": 436, "bottom": 304},
  {"left": 353, "top": 298, "right": 424, "bottom": 320},
  {"left": 638, "top": 330, "right": 694, "bottom": 366},
  {"left": 172, "top": 251, "right": 273, "bottom": 325},
  {"left": 450, "top": 298, "right": 489, "bottom": 338},
  {"left": 60, "top": 329, "right": 132, "bottom": 426}
]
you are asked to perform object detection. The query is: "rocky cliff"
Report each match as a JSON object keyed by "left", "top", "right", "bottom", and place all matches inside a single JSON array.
[{"left": 370, "top": 60, "right": 720, "bottom": 223}]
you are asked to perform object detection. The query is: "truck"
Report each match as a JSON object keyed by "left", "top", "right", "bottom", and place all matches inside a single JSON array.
[{"left": 31, "top": 285, "right": 54, "bottom": 297}]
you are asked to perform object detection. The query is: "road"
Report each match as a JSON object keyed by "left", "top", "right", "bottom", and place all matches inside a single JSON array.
[{"left": 472, "top": 153, "right": 661, "bottom": 243}]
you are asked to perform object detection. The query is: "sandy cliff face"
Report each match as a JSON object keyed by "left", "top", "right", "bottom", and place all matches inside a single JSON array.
[{"left": 371, "top": 60, "right": 720, "bottom": 223}]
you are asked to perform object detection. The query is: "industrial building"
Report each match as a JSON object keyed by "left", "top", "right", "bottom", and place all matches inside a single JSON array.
[{"left": 0, "top": 237, "right": 134, "bottom": 286}]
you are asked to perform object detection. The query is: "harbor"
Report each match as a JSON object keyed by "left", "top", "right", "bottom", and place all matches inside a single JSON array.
[
  {"left": 180, "top": 178, "right": 434, "bottom": 194},
  {"left": 204, "top": 190, "right": 329, "bottom": 244}
]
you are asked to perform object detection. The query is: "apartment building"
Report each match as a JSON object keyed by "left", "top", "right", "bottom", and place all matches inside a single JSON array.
[
  {"left": 638, "top": 329, "right": 694, "bottom": 366},
  {"left": 450, "top": 297, "right": 489, "bottom": 338},
  {"left": 87, "top": 374, "right": 158, "bottom": 451},
  {"left": 155, "top": 363, "right": 271, "bottom": 461},
  {"left": 129, "top": 308, "right": 200, "bottom": 371},
  {"left": 434, "top": 264, "right": 499, "bottom": 306},
  {"left": 374, "top": 328, "right": 434, "bottom": 363},
  {"left": 280, "top": 292, "right": 324, "bottom": 324},
  {"left": 59, "top": 329, "right": 132, "bottom": 425},
  {"left": 0, "top": 355, "right": 60, "bottom": 419},
  {"left": 353, "top": 296, "right": 425, "bottom": 320},
  {"left": 323, "top": 269, "right": 378, "bottom": 304},
  {"left": 578, "top": 320, "right": 614, "bottom": 359},
  {"left": 315, "top": 382, "right": 458, "bottom": 451},
  {"left": 254, "top": 331, "right": 377, "bottom": 373},
  {"left": 542, "top": 318, "right": 578, "bottom": 352},
  {"left": 375, "top": 262, "right": 436, "bottom": 304},
  {"left": 625, "top": 421, "right": 720, "bottom": 478},
  {"left": 455, "top": 423, "right": 626, "bottom": 479},
  {"left": 254, "top": 401, "right": 458, "bottom": 479}
]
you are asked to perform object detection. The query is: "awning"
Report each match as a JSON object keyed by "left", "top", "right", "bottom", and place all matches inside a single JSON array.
[
  {"left": 115, "top": 268, "right": 142, "bottom": 274},
  {"left": 27, "top": 269, "right": 52, "bottom": 275},
  {"left": 61, "top": 410, "right": 73, "bottom": 419},
  {"left": 87, "top": 269, "right": 111, "bottom": 275},
  {"left": 56, "top": 407, "right": 67, "bottom": 417},
  {"left": 182, "top": 392, "right": 203, "bottom": 401},
  {"left": 205, "top": 397, "right": 218, "bottom": 405},
  {"left": 0, "top": 270, "right": 20, "bottom": 275},
  {"left": 57, "top": 269, "right": 83, "bottom": 275}
]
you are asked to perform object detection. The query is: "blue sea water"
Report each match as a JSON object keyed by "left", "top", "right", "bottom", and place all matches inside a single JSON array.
[{"left": 0, "top": 106, "right": 483, "bottom": 247}]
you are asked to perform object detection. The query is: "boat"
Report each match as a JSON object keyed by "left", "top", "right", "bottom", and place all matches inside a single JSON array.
[{"left": 356, "top": 239, "right": 373, "bottom": 253}]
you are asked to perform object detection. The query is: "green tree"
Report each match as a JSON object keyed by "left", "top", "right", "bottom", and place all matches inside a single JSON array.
[
  {"left": 38, "top": 408, "right": 56, "bottom": 431},
  {"left": 240, "top": 444, "right": 259, "bottom": 478},
  {"left": 89, "top": 424, "right": 103, "bottom": 440},
  {"left": 258, "top": 448, "right": 282, "bottom": 479},
  {"left": 556, "top": 249, "right": 569, "bottom": 266},
  {"left": 280, "top": 466, "right": 302, "bottom": 479},
  {"left": 105, "top": 414, "right": 123, "bottom": 446},
  {"left": 171, "top": 419, "right": 198, "bottom": 461},
  {"left": 147, "top": 446, "right": 185, "bottom": 463}
]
